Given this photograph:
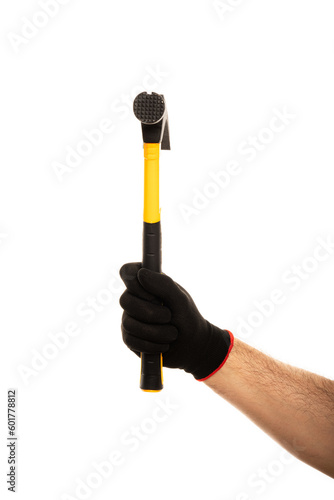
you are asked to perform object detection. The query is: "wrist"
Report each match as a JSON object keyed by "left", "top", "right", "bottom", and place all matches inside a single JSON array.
[
  {"left": 203, "top": 338, "right": 245, "bottom": 394},
  {"left": 192, "top": 327, "right": 234, "bottom": 381}
]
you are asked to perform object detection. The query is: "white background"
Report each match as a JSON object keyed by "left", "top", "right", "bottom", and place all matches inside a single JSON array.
[{"left": 1, "top": 0, "right": 334, "bottom": 498}]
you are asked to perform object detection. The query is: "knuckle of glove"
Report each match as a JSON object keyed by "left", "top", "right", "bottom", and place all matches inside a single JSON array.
[
  {"left": 119, "top": 290, "right": 131, "bottom": 311},
  {"left": 122, "top": 312, "right": 178, "bottom": 343},
  {"left": 120, "top": 291, "right": 171, "bottom": 324},
  {"left": 122, "top": 329, "right": 169, "bottom": 354},
  {"left": 119, "top": 262, "right": 140, "bottom": 282}
]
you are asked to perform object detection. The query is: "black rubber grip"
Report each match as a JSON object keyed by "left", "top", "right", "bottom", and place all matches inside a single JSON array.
[
  {"left": 140, "top": 222, "right": 163, "bottom": 391},
  {"left": 142, "top": 221, "right": 161, "bottom": 272}
]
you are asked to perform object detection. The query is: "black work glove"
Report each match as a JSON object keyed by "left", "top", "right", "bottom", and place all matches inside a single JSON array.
[{"left": 119, "top": 262, "right": 234, "bottom": 381}]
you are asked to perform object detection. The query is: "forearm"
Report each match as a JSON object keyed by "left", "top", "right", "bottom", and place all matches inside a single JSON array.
[{"left": 204, "top": 338, "right": 334, "bottom": 478}]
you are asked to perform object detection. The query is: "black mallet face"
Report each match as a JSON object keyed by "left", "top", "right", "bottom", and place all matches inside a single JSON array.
[
  {"left": 133, "top": 92, "right": 166, "bottom": 124},
  {"left": 133, "top": 92, "right": 170, "bottom": 150}
]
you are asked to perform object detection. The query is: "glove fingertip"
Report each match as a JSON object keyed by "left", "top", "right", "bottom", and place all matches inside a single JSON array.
[{"left": 137, "top": 267, "right": 158, "bottom": 287}]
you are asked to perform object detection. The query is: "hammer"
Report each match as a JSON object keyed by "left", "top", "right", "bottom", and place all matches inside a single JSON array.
[{"left": 133, "top": 91, "right": 171, "bottom": 392}]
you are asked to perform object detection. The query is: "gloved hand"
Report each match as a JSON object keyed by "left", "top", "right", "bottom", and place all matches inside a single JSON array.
[{"left": 119, "top": 263, "right": 234, "bottom": 381}]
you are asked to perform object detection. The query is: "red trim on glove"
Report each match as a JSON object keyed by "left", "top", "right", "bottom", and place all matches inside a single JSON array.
[{"left": 197, "top": 330, "right": 234, "bottom": 382}]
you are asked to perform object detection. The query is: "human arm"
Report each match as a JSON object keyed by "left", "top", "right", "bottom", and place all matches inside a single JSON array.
[
  {"left": 119, "top": 263, "right": 334, "bottom": 478},
  {"left": 204, "top": 338, "right": 334, "bottom": 478}
]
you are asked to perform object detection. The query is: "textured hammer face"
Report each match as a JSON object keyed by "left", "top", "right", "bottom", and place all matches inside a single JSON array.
[{"left": 133, "top": 92, "right": 166, "bottom": 124}]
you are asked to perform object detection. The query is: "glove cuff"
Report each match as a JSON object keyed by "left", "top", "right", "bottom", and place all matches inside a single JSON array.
[{"left": 193, "top": 327, "right": 234, "bottom": 381}]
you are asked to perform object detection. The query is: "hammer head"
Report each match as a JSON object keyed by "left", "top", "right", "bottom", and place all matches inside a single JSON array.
[{"left": 133, "top": 92, "right": 170, "bottom": 150}]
